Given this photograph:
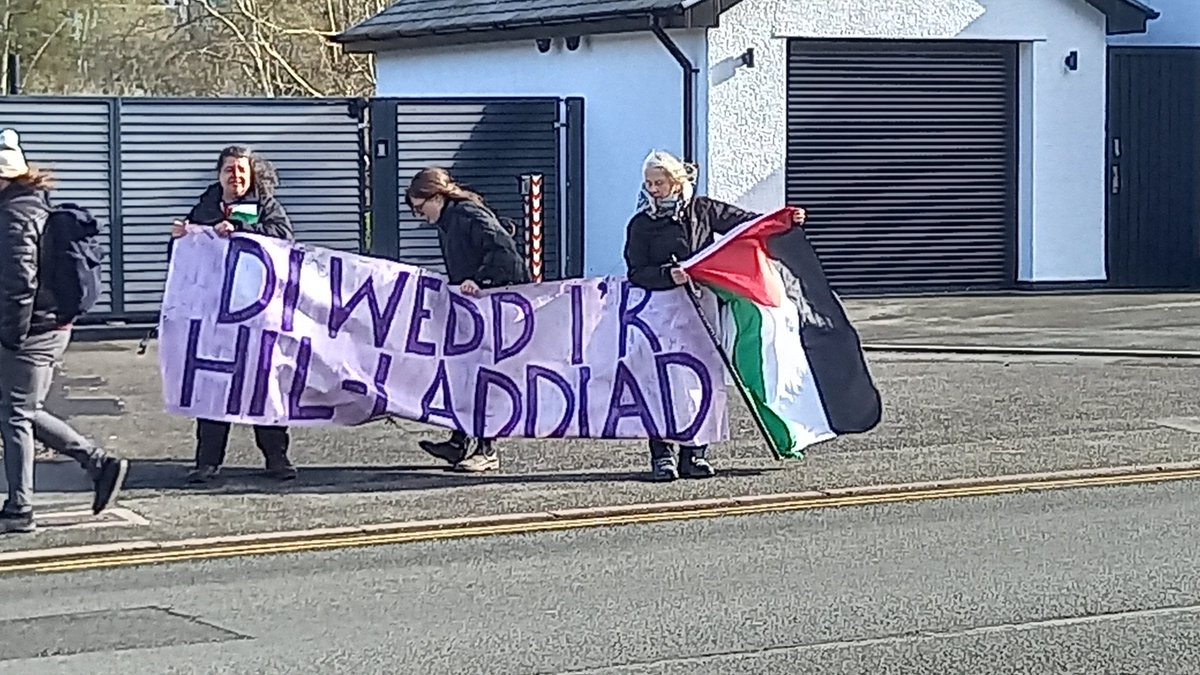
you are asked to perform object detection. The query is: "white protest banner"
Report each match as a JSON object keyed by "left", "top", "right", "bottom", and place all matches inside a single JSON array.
[{"left": 158, "top": 231, "right": 730, "bottom": 443}]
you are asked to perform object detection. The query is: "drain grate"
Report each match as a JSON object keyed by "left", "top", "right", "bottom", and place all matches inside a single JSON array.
[{"left": 0, "top": 606, "right": 248, "bottom": 661}]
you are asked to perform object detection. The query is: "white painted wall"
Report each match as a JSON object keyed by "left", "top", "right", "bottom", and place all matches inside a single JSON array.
[
  {"left": 708, "top": 0, "right": 1111, "bottom": 282},
  {"left": 375, "top": 31, "right": 708, "bottom": 278},
  {"left": 1109, "top": 0, "right": 1199, "bottom": 46}
]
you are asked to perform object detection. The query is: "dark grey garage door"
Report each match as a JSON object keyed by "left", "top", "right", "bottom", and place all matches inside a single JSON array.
[{"left": 786, "top": 40, "right": 1018, "bottom": 293}]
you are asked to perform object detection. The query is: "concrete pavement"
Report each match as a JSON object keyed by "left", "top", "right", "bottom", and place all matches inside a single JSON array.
[
  {"left": 1, "top": 479, "right": 1198, "bottom": 673},
  {"left": 2, "top": 292, "right": 1198, "bottom": 555},
  {"left": 848, "top": 292, "right": 1200, "bottom": 351}
]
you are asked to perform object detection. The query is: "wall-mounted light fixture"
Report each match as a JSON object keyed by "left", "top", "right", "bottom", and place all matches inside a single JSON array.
[
  {"left": 1064, "top": 50, "right": 1079, "bottom": 71},
  {"left": 565, "top": 36, "right": 581, "bottom": 51},
  {"left": 536, "top": 38, "right": 552, "bottom": 53},
  {"left": 738, "top": 47, "right": 755, "bottom": 69}
]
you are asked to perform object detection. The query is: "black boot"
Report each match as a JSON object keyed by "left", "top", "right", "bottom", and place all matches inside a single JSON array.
[
  {"left": 679, "top": 445, "right": 716, "bottom": 479},
  {"left": 648, "top": 440, "right": 678, "bottom": 482},
  {"left": 420, "top": 430, "right": 469, "bottom": 465}
]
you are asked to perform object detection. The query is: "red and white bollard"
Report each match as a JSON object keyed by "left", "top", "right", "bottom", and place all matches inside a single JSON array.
[{"left": 520, "top": 174, "right": 545, "bottom": 282}]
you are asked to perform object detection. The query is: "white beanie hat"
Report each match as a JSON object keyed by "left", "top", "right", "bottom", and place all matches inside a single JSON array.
[{"left": 0, "top": 128, "right": 29, "bottom": 179}]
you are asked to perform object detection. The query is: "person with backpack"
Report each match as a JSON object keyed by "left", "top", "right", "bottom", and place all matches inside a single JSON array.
[
  {"left": 404, "top": 167, "right": 530, "bottom": 473},
  {"left": 0, "top": 128, "right": 128, "bottom": 534},
  {"left": 170, "top": 145, "right": 297, "bottom": 484}
]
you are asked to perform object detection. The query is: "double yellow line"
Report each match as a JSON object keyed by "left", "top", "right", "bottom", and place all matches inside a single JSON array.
[{"left": 5, "top": 466, "right": 1199, "bottom": 575}]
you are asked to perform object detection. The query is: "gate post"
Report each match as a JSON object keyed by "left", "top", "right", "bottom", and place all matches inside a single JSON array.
[{"left": 519, "top": 173, "right": 545, "bottom": 282}]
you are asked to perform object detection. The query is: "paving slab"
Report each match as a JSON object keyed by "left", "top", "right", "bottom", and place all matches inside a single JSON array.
[
  {"left": 2, "top": 325, "right": 1198, "bottom": 553},
  {"left": 844, "top": 293, "right": 1200, "bottom": 351}
]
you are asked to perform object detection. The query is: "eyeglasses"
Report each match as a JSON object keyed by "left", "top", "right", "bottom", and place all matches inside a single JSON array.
[{"left": 409, "top": 198, "right": 426, "bottom": 217}]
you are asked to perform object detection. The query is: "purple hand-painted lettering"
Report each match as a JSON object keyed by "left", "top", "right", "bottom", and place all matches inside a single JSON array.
[
  {"left": 601, "top": 361, "right": 660, "bottom": 437},
  {"left": 328, "top": 258, "right": 410, "bottom": 348},
  {"left": 419, "top": 360, "right": 462, "bottom": 430},
  {"left": 473, "top": 368, "right": 522, "bottom": 438},
  {"left": 524, "top": 365, "right": 575, "bottom": 437},
  {"left": 218, "top": 238, "right": 276, "bottom": 324},
  {"left": 569, "top": 284, "right": 584, "bottom": 365},
  {"left": 577, "top": 366, "right": 592, "bottom": 436},
  {"left": 618, "top": 281, "right": 662, "bottom": 358},
  {"left": 180, "top": 319, "right": 250, "bottom": 415},
  {"left": 287, "top": 337, "right": 335, "bottom": 420},
  {"left": 281, "top": 248, "right": 304, "bottom": 332},
  {"left": 444, "top": 293, "right": 484, "bottom": 357},
  {"left": 405, "top": 275, "right": 443, "bottom": 356},
  {"left": 248, "top": 329, "right": 279, "bottom": 416},
  {"left": 654, "top": 352, "right": 713, "bottom": 443},
  {"left": 490, "top": 292, "right": 535, "bottom": 364}
]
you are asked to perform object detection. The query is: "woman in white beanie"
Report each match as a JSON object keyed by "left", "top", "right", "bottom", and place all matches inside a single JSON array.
[
  {"left": 624, "top": 149, "right": 807, "bottom": 481},
  {"left": 0, "top": 128, "right": 129, "bottom": 533}
]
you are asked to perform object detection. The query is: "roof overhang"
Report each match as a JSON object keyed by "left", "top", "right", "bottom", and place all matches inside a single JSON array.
[
  {"left": 333, "top": 0, "right": 1159, "bottom": 54},
  {"left": 1085, "top": 0, "right": 1160, "bottom": 35},
  {"left": 333, "top": 0, "right": 741, "bottom": 54}
]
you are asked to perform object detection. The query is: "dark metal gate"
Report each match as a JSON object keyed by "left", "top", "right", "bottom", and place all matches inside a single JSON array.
[
  {"left": 785, "top": 40, "right": 1019, "bottom": 293},
  {"left": 369, "top": 97, "right": 583, "bottom": 281},
  {"left": 1107, "top": 48, "right": 1200, "bottom": 288}
]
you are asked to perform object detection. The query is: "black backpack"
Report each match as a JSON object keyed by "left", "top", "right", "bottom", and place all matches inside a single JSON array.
[{"left": 42, "top": 203, "right": 104, "bottom": 323}]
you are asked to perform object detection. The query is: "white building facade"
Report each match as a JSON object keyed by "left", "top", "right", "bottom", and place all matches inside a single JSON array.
[{"left": 337, "top": 0, "right": 1158, "bottom": 291}]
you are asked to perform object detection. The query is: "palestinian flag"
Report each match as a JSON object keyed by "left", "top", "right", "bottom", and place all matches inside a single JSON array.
[
  {"left": 226, "top": 203, "right": 260, "bottom": 227},
  {"left": 682, "top": 208, "right": 882, "bottom": 459}
]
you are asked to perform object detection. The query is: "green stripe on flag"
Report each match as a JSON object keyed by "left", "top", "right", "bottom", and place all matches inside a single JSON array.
[{"left": 717, "top": 291, "right": 801, "bottom": 458}]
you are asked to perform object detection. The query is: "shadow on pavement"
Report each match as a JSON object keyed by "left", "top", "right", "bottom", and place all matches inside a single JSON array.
[{"left": 25, "top": 458, "right": 780, "bottom": 497}]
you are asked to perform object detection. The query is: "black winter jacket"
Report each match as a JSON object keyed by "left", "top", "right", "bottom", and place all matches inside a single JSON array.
[
  {"left": 167, "top": 183, "right": 294, "bottom": 264},
  {"left": 435, "top": 199, "right": 529, "bottom": 288},
  {"left": 0, "top": 181, "right": 62, "bottom": 349},
  {"left": 187, "top": 183, "right": 293, "bottom": 239},
  {"left": 624, "top": 196, "right": 759, "bottom": 291}
]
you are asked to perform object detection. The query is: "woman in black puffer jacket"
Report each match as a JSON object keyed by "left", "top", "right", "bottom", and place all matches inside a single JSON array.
[
  {"left": 404, "top": 167, "right": 529, "bottom": 474},
  {"left": 169, "top": 145, "right": 297, "bottom": 485}
]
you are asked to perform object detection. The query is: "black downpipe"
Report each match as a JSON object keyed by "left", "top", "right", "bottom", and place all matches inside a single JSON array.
[
  {"left": 651, "top": 18, "right": 697, "bottom": 163},
  {"left": 5, "top": 54, "right": 19, "bottom": 95}
]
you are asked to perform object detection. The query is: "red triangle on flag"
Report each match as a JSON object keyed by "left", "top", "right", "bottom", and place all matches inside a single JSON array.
[{"left": 682, "top": 208, "right": 795, "bottom": 307}]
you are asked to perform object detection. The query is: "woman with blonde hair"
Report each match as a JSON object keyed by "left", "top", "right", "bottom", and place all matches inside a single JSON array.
[
  {"left": 405, "top": 167, "right": 529, "bottom": 473},
  {"left": 624, "top": 150, "right": 807, "bottom": 481}
]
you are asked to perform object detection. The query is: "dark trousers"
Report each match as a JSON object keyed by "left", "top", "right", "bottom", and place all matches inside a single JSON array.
[
  {"left": 195, "top": 419, "right": 289, "bottom": 468},
  {"left": 648, "top": 439, "right": 707, "bottom": 457},
  {"left": 448, "top": 429, "right": 495, "bottom": 454}
]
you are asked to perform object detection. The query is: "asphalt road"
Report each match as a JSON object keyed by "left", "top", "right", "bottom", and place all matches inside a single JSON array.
[{"left": 2, "top": 481, "right": 1198, "bottom": 674}]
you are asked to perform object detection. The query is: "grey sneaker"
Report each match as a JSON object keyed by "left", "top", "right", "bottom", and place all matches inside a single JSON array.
[{"left": 452, "top": 451, "right": 499, "bottom": 473}]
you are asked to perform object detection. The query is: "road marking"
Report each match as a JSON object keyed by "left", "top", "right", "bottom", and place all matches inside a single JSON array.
[
  {"left": 562, "top": 602, "right": 1200, "bottom": 672},
  {"left": 864, "top": 343, "right": 1200, "bottom": 359},
  {"left": 1, "top": 465, "right": 1198, "bottom": 575}
]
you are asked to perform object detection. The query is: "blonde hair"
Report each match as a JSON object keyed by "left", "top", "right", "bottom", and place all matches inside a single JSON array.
[{"left": 642, "top": 150, "right": 698, "bottom": 201}]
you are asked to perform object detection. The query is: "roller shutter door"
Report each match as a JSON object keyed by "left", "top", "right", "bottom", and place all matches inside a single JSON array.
[{"left": 786, "top": 40, "right": 1018, "bottom": 292}]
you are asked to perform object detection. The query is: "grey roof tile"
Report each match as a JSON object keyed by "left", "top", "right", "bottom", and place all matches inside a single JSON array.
[{"left": 336, "top": 0, "right": 686, "bottom": 43}]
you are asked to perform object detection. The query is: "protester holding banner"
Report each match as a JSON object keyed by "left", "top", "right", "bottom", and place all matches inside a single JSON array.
[
  {"left": 0, "top": 129, "right": 129, "bottom": 533},
  {"left": 404, "top": 167, "right": 530, "bottom": 473},
  {"left": 170, "top": 145, "right": 298, "bottom": 484},
  {"left": 624, "top": 150, "right": 806, "bottom": 481}
]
